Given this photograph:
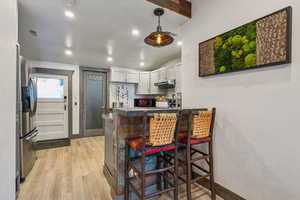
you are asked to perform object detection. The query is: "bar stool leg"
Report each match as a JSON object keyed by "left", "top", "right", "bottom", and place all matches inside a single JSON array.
[
  {"left": 141, "top": 151, "right": 146, "bottom": 200},
  {"left": 163, "top": 153, "right": 168, "bottom": 190},
  {"left": 125, "top": 142, "right": 130, "bottom": 200},
  {"left": 209, "top": 141, "right": 216, "bottom": 200},
  {"left": 174, "top": 149, "right": 179, "bottom": 200},
  {"left": 156, "top": 154, "right": 162, "bottom": 192},
  {"left": 186, "top": 145, "right": 192, "bottom": 200}
]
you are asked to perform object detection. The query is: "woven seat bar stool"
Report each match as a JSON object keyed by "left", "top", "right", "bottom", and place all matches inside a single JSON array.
[
  {"left": 179, "top": 108, "right": 217, "bottom": 200},
  {"left": 124, "top": 112, "right": 181, "bottom": 200}
]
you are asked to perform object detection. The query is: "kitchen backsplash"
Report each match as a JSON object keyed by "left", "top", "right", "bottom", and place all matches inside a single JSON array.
[{"left": 109, "top": 83, "right": 136, "bottom": 108}]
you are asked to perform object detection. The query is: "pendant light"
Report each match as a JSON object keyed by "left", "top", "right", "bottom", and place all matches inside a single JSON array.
[{"left": 144, "top": 8, "right": 175, "bottom": 47}]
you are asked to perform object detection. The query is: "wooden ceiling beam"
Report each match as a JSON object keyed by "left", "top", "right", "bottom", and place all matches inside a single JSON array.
[{"left": 146, "top": 0, "right": 191, "bottom": 18}]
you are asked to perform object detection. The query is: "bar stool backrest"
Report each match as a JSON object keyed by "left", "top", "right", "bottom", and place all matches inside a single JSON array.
[
  {"left": 149, "top": 113, "right": 178, "bottom": 146},
  {"left": 192, "top": 109, "right": 214, "bottom": 138}
]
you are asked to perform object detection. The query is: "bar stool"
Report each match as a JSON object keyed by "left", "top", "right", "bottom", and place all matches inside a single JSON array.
[
  {"left": 124, "top": 112, "right": 180, "bottom": 200},
  {"left": 178, "top": 108, "right": 217, "bottom": 200}
]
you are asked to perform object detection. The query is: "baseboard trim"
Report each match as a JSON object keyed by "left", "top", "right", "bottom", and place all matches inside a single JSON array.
[
  {"left": 103, "top": 164, "right": 116, "bottom": 191},
  {"left": 71, "top": 134, "right": 104, "bottom": 139},
  {"left": 33, "top": 138, "right": 71, "bottom": 150},
  {"left": 197, "top": 178, "right": 246, "bottom": 200}
]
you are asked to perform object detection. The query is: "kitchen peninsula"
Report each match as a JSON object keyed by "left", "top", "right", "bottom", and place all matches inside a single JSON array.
[{"left": 103, "top": 107, "right": 204, "bottom": 199}]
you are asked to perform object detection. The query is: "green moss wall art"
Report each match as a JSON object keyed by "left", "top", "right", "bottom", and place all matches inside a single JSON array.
[{"left": 199, "top": 7, "right": 292, "bottom": 77}]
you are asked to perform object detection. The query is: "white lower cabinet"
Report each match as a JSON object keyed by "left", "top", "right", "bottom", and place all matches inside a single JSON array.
[{"left": 136, "top": 72, "right": 150, "bottom": 95}]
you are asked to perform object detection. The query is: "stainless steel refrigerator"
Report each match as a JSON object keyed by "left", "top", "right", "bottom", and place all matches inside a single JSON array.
[{"left": 17, "top": 54, "right": 39, "bottom": 183}]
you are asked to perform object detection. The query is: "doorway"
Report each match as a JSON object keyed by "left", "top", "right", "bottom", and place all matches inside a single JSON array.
[
  {"left": 33, "top": 74, "right": 68, "bottom": 140},
  {"left": 31, "top": 68, "right": 73, "bottom": 141},
  {"left": 80, "top": 67, "right": 108, "bottom": 137}
]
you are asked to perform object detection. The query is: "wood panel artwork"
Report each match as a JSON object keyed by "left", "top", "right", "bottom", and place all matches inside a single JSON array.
[
  {"left": 146, "top": 0, "right": 192, "bottom": 18},
  {"left": 256, "top": 9, "right": 288, "bottom": 65},
  {"left": 199, "top": 39, "right": 215, "bottom": 76},
  {"left": 199, "top": 7, "right": 292, "bottom": 77}
]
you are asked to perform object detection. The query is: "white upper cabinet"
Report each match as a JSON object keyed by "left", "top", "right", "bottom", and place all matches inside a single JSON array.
[
  {"left": 110, "top": 68, "right": 140, "bottom": 83},
  {"left": 167, "top": 66, "right": 177, "bottom": 80},
  {"left": 150, "top": 71, "right": 164, "bottom": 94},
  {"left": 159, "top": 69, "right": 167, "bottom": 82},
  {"left": 157, "top": 62, "right": 179, "bottom": 82},
  {"left": 136, "top": 72, "right": 150, "bottom": 95},
  {"left": 110, "top": 69, "right": 126, "bottom": 82},
  {"left": 110, "top": 59, "right": 181, "bottom": 94},
  {"left": 126, "top": 71, "right": 139, "bottom": 83}
]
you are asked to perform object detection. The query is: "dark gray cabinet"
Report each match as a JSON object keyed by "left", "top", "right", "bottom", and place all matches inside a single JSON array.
[{"left": 104, "top": 114, "right": 116, "bottom": 181}]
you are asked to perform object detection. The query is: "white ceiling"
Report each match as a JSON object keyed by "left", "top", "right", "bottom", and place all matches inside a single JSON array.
[{"left": 18, "top": 0, "right": 187, "bottom": 70}]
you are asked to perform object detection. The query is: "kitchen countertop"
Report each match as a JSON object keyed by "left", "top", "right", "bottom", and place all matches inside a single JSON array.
[
  {"left": 102, "top": 112, "right": 113, "bottom": 120},
  {"left": 113, "top": 107, "right": 180, "bottom": 117},
  {"left": 102, "top": 108, "right": 178, "bottom": 119},
  {"left": 113, "top": 107, "right": 206, "bottom": 117}
]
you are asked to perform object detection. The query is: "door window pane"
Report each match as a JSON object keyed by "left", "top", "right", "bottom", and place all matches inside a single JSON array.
[
  {"left": 85, "top": 72, "right": 103, "bottom": 130},
  {"left": 37, "top": 78, "right": 64, "bottom": 98}
]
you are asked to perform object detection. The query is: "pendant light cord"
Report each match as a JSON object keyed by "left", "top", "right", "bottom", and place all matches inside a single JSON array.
[
  {"left": 158, "top": 15, "right": 160, "bottom": 27},
  {"left": 157, "top": 15, "right": 162, "bottom": 32}
]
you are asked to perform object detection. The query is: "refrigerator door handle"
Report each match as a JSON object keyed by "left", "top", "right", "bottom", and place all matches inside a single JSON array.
[
  {"left": 20, "top": 127, "right": 37, "bottom": 140},
  {"left": 25, "top": 130, "right": 38, "bottom": 141}
]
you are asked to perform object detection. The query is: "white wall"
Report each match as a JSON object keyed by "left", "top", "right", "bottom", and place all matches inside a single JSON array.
[
  {"left": 157, "top": 58, "right": 181, "bottom": 70},
  {"left": 0, "top": 0, "right": 18, "bottom": 199},
  {"left": 181, "top": 0, "right": 300, "bottom": 199},
  {"left": 27, "top": 61, "right": 80, "bottom": 135}
]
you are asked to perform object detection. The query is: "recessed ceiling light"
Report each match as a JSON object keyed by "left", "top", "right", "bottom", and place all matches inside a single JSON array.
[
  {"left": 140, "top": 62, "right": 145, "bottom": 67},
  {"left": 107, "top": 45, "right": 113, "bottom": 56},
  {"left": 65, "top": 10, "right": 75, "bottom": 19},
  {"left": 65, "top": 49, "right": 73, "bottom": 56},
  {"left": 107, "top": 57, "right": 113, "bottom": 62},
  {"left": 132, "top": 29, "right": 140, "bottom": 36},
  {"left": 65, "top": 36, "right": 72, "bottom": 48},
  {"left": 177, "top": 41, "right": 183, "bottom": 46}
]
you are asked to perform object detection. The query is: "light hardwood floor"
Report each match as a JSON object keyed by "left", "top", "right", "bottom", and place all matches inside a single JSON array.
[
  {"left": 18, "top": 137, "right": 222, "bottom": 200},
  {"left": 18, "top": 137, "right": 112, "bottom": 200}
]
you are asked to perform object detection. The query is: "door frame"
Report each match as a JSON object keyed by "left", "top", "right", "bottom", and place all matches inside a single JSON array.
[
  {"left": 32, "top": 68, "right": 74, "bottom": 138},
  {"left": 78, "top": 66, "right": 110, "bottom": 138}
]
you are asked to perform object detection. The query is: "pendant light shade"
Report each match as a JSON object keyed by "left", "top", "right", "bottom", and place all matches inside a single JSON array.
[{"left": 144, "top": 8, "right": 174, "bottom": 47}]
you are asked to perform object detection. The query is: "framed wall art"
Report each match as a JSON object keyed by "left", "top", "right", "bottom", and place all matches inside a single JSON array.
[{"left": 199, "top": 7, "right": 292, "bottom": 77}]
